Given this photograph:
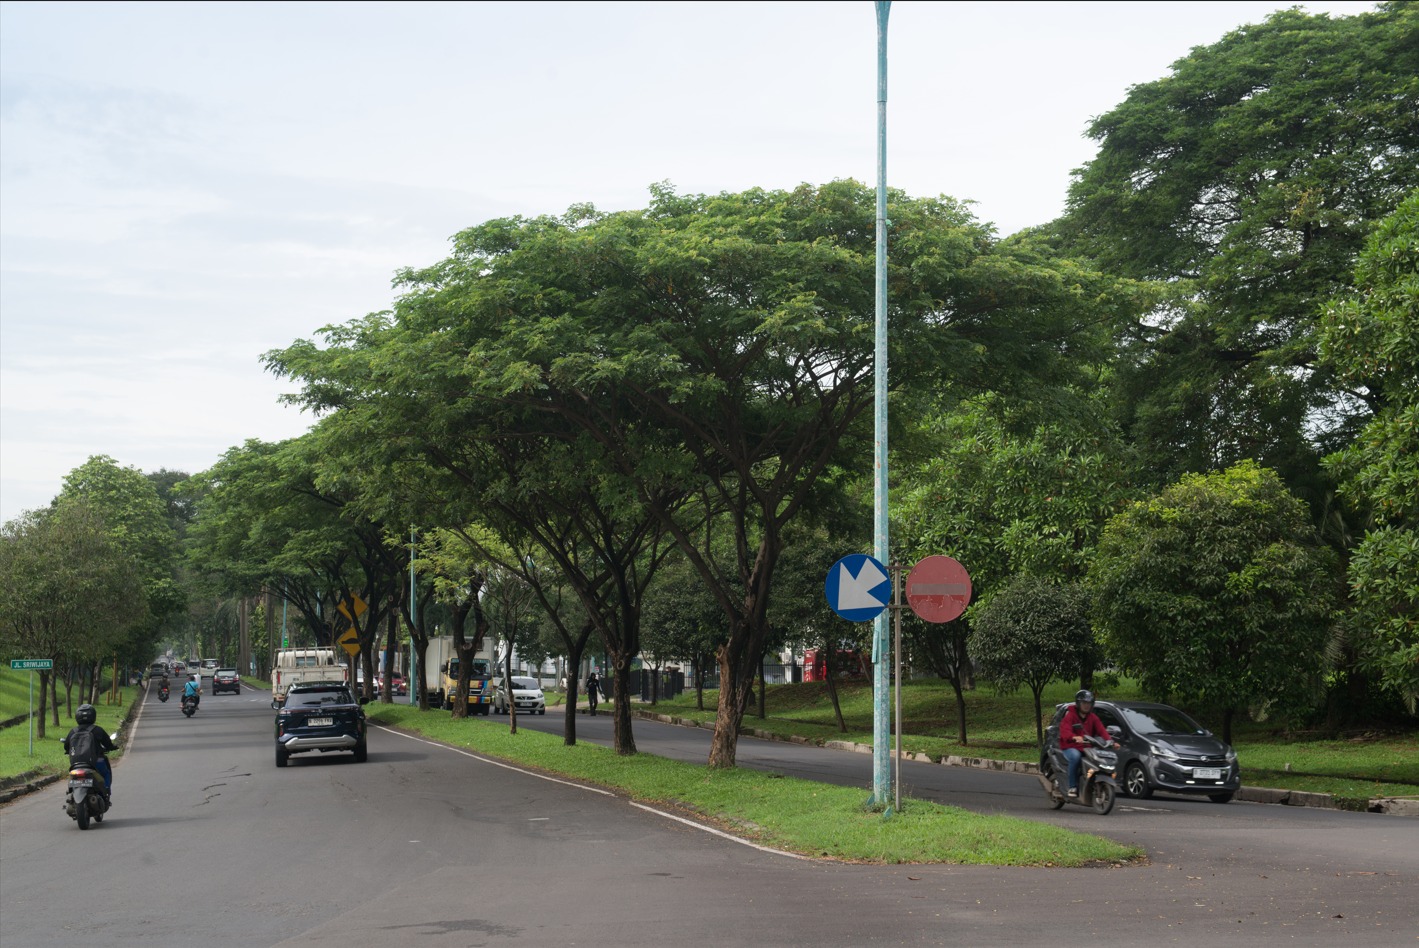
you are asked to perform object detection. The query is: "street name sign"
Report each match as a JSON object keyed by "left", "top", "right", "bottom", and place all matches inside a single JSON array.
[
  {"left": 10, "top": 659, "right": 53, "bottom": 671},
  {"left": 825, "top": 554, "right": 892, "bottom": 622}
]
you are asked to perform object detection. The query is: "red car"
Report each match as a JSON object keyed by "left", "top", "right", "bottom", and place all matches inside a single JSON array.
[{"left": 373, "top": 672, "right": 406, "bottom": 696}]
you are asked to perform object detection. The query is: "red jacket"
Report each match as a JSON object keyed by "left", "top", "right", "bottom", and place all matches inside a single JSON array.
[{"left": 1059, "top": 706, "right": 1110, "bottom": 750}]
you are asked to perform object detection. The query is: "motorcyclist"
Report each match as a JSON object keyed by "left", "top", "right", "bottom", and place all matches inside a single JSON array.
[
  {"left": 1058, "top": 689, "right": 1117, "bottom": 797},
  {"left": 182, "top": 673, "right": 201, "bottom": 710},
  {"left": 63, "top": 703, "right": 116, "bottom": 804}
]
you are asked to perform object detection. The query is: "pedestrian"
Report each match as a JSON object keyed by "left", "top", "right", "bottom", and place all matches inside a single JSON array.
[{"left": 586, "top": 671, "right": 599, "bottom": 716}]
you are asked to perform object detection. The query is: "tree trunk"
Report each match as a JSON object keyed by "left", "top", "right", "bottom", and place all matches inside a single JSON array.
[
  {"left": 562, "top": 640, "right": 585, "bottom": 746},
  {"left": 505, "top": 642, "right": 517, "bottom": 735},
  {"left": 694, "top": 654, "right": 707, "bottom": 711},
  {"left": 36, "top": 670, "right": 49, "bottom": 740},
  {"left": 609, "top": 652, "right": 636, "bottom": 755},
  {"left": 708, "top": 639, "right": 755, "bottom": 769},
  {"left": 1222, "top": 707, "right": 1234, "bottom": 746},
  {"left": 824, "top": 647, "right": 847, "bottom": 733},
  {"left": 756, "top": 655, "right": 766, "bottom": 719},
  {"left": 1032, "top": 687, "right": 1045, "bottom": 745},
  {"left": 951, "top": 677, "right": 968, "bottom": 745}
]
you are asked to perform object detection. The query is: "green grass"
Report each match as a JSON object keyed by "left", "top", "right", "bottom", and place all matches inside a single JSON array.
[
  {"left": 0, "top": 675, "right": 136, "bottom": 782},
  {"left": 366, "top": 704, "right": 1139, "bottom": 866},
  {"left": 637, "top": 678, "right": 1419, "bottom": 800}
]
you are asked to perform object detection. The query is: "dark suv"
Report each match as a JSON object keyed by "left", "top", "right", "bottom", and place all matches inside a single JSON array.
[
  {"left": 275, "top": 681, "right": 367, "bottom": 768},
  {"left": 1043, "top": 700, "right": 1240, "bottom": 803},
  {"left": 212, "top": 669, "right": 241, "bottom": 694}
]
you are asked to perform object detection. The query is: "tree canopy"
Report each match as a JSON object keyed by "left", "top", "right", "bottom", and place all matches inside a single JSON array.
[{"left": 1090, "top": 461, "right": 1339, "bottom": 741}]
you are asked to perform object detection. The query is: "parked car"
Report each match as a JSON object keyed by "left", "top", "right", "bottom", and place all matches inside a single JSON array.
[
  {"left": 373, "top": 671, "right": 407, "bottom": 696},
  {"left": 492, "top": 676, "right": 546, "bottom": 715},
  {"left": 212, "top": 668, "right": 242, "bottom": 695},
  {"left": 275, "top": 681, "right": 367, "bottom": 767},
  {"left": 1042, "top": 700, "right": 1240, "bottom": 803}
]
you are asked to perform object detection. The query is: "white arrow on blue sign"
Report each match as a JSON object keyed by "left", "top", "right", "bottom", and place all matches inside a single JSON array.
[{"left": 824, "top": 554, "right": 892, "bottom": 622}]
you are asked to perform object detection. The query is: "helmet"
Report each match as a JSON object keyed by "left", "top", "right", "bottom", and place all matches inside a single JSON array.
[
  {"left": 1074, "top": 689, "right": 1095, "bottom": 710},
  {"left": 75, "top": 703, "right": 96, "bottom": 726}
]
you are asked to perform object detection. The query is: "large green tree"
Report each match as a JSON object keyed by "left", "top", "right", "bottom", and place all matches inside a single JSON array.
[
  {"left": 1319, "top": 190, "right": 1419, "bottom": 710},
  {"left": 1057, "top": 3, "right": 1419, "bottom": 491},
  {"left": 0, "top": 502, "right": 146, "bottom": 735},
  {"left": 1090, "top": 461, "right": 1339, "bottom": 742},
  {"left": 273, "top": 180, "right": 1143, "bottom": 768}
]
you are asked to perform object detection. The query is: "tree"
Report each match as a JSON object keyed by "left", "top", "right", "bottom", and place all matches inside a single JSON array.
[
  {"left": 1056, "top": 3, "right": 1419, "bottom": 492},
  {"left": 0, "top": 502, "right": 146, "bottom": 736},
  {"left": 271, "top": 180, "right": 1144, "bottom": 768},
  {"left": 1090, "top": 461, "right": 1339, "bottom": 742},
  {"left": 969, "top": 576, "right": 1093, "bottom": 744},
  {"left": 1319, "top": 190, "right": 1419, "bottom": 710}
]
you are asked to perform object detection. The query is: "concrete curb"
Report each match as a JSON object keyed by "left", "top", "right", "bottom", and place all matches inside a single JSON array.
[
  {"left": 0, "top": 684, "right": 145, "bottom": 807},
  {"left": 629, "top": 708, "right": 1416, "bottom": 818}
]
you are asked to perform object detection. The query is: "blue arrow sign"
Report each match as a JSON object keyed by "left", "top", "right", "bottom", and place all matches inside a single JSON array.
[{"left": 824, "top": 554, "right": 891, "bottom": 622}]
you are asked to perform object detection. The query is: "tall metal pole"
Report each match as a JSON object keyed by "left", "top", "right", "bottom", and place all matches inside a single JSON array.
[
  {"left": 409, "top": 527, "right": 418, "bottom": 706},
  {"left": 871, "top": 0, "right": 892, "bottom": 810}
]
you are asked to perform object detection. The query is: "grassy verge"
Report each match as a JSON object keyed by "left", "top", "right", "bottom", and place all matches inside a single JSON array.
[
  {"left": 0, "top": 682, "right": 136, "bottom": 782},
  {"left": 365, "top": 704, "right": 1140, "bottom": 867},
  {"left": 633, "top": 679, "right": 1419, "bottom": 801}
]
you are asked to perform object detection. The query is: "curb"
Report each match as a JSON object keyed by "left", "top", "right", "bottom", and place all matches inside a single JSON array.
[
  {"left": 629, "top": 709, "right": 1416, "bottom": 818},
  {"left": 0, "top": 685, "right": 145, "bottom": 807}
]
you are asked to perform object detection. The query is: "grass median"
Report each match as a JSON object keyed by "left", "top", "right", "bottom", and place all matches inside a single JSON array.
[{"left": 366, "top": 704, "right": 1141, "bottom": 867}]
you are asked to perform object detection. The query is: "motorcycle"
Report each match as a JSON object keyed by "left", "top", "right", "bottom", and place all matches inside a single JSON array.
[
  {"left": 62, "top": 736, "right": 116, "bottom": 830},
  {"left": 181, "top": 694, "right": 197, "bottom": 717},
  {"left": 1038, "top": 732, "right": 1121, "bottom": 815},
  {"left": 158, "top": 683, "right": 170, "bottom": 702}
]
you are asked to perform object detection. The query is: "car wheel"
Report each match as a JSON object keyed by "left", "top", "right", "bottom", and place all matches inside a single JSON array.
[
  {"left": 1208, "top": 792, "right": 1234, "bottom": 804},
  {"left": 353, "top": 741, "right": 367, "bottom": 763},
  {"left": 538, "top": 708, "right": 545, "bottom": 715},
  {"left": 1092, "top": 782, "right": 1116, "bottom": 815},
  {"left": 1123, "top": 762, "right": 1152, "bottom": 799},
  {"left": 276, "top": 746, "right": 289, "bottom": 768}
]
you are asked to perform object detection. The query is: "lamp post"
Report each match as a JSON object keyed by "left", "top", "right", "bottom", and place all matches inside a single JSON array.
[{"left": 871, "top": 0, "right": 893, "bottom": 811}]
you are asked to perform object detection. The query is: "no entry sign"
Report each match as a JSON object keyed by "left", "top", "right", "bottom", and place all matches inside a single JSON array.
[{"left": 905, "top": 555, "right": 971, "bottom": 623}]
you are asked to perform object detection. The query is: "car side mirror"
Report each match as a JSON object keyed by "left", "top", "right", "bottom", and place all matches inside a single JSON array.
[{"left": 1106, "top": 725, "right": 1123, "bottom": 739}]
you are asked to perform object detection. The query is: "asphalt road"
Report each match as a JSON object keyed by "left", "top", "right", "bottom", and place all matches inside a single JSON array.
[{"left": 1, "top": 692, "right": 1414, "bottom": 947}]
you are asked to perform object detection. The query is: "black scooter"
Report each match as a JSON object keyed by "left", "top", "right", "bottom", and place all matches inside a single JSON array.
[
  {"left": 62, "top": 738, "right": 116, "bottom": 830},
  {"left": 157, "top": 682, "right": 170, "bottom": 702},
  {"left": 1038, "top": 731, "right": 1121, "bottom": 815},
  {"left": 181, "top": 694, "right": 197, "bottom": 717}
]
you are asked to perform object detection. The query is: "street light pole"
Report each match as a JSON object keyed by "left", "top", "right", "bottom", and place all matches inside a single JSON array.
[{"left": 871, "top": 0, "right": 893, "bottom": 811}]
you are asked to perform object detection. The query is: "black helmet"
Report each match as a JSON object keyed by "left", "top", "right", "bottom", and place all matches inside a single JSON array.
[
  {"left": 1074, "top": 689, "right": 1095, "bottom": 710},
  {"left": 75, "top": 703, "right": 96, "bottom": 726}
]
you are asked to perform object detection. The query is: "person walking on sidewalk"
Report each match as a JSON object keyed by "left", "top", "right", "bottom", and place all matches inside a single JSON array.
[{"left": 586, "top": 671, "right": 600, "bottom": 716}]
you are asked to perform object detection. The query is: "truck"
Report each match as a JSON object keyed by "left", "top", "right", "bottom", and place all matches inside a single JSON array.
[
  {"left": 271, "top": 647, "right": 347, "bottom": 708},
  {"left": 423, "top": 635, "right": 496, "bottom": 714}
]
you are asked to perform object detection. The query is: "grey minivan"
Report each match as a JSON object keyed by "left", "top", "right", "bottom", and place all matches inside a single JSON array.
[{"left": 1043, "top": 700, "right": 1241, "bottom": 803}]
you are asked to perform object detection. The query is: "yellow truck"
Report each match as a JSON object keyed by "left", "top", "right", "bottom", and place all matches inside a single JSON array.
[{"left": 427, "top": 636, "right": 495, "bottom": 715}]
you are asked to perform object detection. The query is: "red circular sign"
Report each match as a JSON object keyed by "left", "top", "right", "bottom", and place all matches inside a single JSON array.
[{"left": 905, "top": 555, "right": 972, "bottom": 623}]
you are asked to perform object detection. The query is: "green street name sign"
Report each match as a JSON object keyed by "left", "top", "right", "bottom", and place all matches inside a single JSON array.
[{"left": 10, "top": 659, "right": 53, "bottom": 670}]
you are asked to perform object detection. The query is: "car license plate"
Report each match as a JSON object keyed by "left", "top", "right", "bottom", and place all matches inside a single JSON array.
[
  {"left": 308, "top": 717, "right": 333, "bottom": 727},
  {"left": 1194, "top": 767, "right": 1222, "bottom": 780}
]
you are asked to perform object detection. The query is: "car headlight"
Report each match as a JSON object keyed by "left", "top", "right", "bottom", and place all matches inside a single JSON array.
[
  {"left": 1151, "top": 743, "right": 1180, "bottom": 761},
  {"left": 1225, "top": 748, "right": 1238, "bottom": 764}
]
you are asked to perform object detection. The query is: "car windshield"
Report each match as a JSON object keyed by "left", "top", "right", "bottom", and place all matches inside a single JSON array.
[
  {"left": 287, "top": 689, "right": 354, "bottom": 707},
  {"left": 1121, "top": 706, "right": 1207, "bottom": 736},
  {"left": 511, "top": 678, "right": 539, "bottom": 690}
]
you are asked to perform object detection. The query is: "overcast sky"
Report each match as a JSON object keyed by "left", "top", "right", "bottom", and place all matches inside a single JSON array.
[{"left": 0, "top": 0, "right": 1381, "bottom": 523}]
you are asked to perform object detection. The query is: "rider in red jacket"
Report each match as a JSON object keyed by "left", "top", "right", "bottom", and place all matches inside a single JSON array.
[{"left": 1059, "top": 690, "right": 1115, "bottom": 796}]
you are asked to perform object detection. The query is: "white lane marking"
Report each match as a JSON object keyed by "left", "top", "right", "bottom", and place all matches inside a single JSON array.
[{"left": 371, "top": 724, "right": 807, "bottom": 860}]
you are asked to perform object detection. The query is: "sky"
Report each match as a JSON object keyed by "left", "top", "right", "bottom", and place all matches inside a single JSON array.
[{"left": 0, "top": 0, "right": 1382, "bottom": 524}]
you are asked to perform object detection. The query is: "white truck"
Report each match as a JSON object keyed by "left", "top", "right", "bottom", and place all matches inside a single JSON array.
[
  {"left": 422, "top": 635, "right": 497, "bottom": 714},
  {"left": 271, "top": 647, "right": 347, "bottom": 708}
]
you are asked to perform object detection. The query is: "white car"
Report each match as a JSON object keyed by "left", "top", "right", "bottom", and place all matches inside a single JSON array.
[
  {"left": 201, "top": 659, "right": 219, "bottom": 678},
  {"left": 492, "top": 676, "right": 546, "bottom": 715}
]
